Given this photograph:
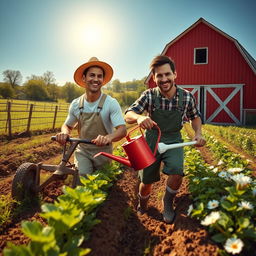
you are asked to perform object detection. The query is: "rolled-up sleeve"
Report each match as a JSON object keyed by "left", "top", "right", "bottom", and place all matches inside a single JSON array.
[{"left": 186, "top": 93, "right": 200, "bottom": 120}]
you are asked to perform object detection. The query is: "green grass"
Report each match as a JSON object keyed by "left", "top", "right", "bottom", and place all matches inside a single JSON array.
[{"left": 0, "top": 99, "right": 70, "bottom": 135}]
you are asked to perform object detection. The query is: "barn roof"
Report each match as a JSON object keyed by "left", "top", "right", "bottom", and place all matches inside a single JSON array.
[{"left": 145, "top": 17, "right": 256, "bottom": 85}]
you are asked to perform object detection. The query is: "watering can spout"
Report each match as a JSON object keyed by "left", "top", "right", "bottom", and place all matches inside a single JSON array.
[{"left": 94, "top": 152, "right": 132, "bottom": 167}]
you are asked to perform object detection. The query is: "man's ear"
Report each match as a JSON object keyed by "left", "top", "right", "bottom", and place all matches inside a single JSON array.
[
  {"left": 174, "top": 71, "right": 177, "bottom": 79},
  {"left": 152, "top": 73, "right": 156, "bottom": 83}
]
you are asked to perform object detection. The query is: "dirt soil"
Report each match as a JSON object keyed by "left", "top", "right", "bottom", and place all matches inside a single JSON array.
[{"left": 2, "top": 130, "right": 255, "bottom": 256}]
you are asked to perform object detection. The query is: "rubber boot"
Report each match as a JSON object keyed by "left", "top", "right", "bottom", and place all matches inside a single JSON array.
[
  {"left": 162, "top": 187, "right": 177, "bottom": 223},
  {"left": 137, "top": 193, "right": 150, "bottom": 214}
]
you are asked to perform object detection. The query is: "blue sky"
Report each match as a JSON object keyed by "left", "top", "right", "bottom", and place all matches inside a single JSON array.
[{"left": 0, "top": 0, "right": 255, "bottom": 85}]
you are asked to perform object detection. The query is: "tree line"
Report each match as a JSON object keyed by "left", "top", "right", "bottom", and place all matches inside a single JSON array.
[{"left": 0, "top": 69, "right": 147, "bottom": 106}]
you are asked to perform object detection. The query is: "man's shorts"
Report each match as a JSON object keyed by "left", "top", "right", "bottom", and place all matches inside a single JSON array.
[
  {"left": 138, "top": 146, "right": 184, "bottom": 184},
  {"left": 74, "top": 145, "right": 112, "bottom": 175}
]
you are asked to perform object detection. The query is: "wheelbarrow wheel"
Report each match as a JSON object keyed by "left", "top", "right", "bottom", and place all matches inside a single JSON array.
[{"left": 12, "top": 162, "right": 37, "bottom": 201}]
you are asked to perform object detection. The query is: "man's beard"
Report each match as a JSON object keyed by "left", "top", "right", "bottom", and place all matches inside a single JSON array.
[{"left": 159, "top": 80, "right": 174, "bottom": 92}]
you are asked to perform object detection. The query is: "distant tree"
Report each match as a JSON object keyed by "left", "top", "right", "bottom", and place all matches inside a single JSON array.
[
  {"left": 47, "top": 83, "right": 60, "bottom": 101},
  {"left": 26, "top": 74, "right": 43, "bottom": 81},
  {"left": 2, "top": 70, "right": 22, "bottom": 87},
  {"left": 0, "top": 82, "right": 15, "bottom": 98},
  {"left": 61, "top": 82, "right": 83, "bottom": 102},
  {"left": 112, "top": 79, "right": 122, "bottom": 92},
  {"left": 43, "top": 71, "right": 56, "bottom": 85},
  {"left": 23, "top": 80, "right": 50, "bottom": 101}
]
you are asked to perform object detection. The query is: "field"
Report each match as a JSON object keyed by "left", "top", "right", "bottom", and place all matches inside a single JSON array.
[
  {"left": 0, "top": 124, "right": 255, "bottom": 255},
  {"left": 0, "top": 99, "right": 69, "bottom": 138}
]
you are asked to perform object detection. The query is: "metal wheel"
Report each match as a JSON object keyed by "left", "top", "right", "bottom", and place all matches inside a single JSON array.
[{"left": 11, "top": 162, "right": 38, "bottom": 201}]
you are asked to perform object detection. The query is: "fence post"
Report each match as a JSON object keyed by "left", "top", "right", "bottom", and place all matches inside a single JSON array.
[
  {"left": 52, "top": 105, "right": 58, "bottom": 129},
  {"left": 7, "top": 101, "right": 12, "bottom": 139},
  {"left": 27, "top": 104, "right": 34, "bottom": 134}
]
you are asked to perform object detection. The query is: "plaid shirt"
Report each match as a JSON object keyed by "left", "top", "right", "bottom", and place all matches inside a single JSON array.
[{"left": 125, "top": 85, "right": 200, "bottom": 121}]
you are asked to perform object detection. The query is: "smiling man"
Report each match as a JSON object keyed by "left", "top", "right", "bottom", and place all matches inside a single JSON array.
[
  {"left": 124, "top": 55, "right": 205, "bottom": 223},
  {"left": 56, "top": 57, "right": 126, "bottom": 181}
]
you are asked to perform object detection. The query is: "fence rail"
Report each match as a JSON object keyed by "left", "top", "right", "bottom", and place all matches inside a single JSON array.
[{"left": 0, "top": 100, "right": 70, "bottom": 139}]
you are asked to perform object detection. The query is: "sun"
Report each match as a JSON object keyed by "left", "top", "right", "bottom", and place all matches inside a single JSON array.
[
  {"left": 61, "top": 11, "right": 119, "bottom": 57},
  {"left": 83, "top": 22, "right": 103, "bottom": 46}
]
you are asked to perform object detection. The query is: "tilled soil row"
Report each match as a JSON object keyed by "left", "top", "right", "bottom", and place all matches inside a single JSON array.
[{"left": 85, "top": 169, "right": 218, "bottom": 255}]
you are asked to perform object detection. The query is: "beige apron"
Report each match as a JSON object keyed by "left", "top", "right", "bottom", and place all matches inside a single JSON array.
[{"left": 74, "top": 94, "right": 112, "bottom": 175}]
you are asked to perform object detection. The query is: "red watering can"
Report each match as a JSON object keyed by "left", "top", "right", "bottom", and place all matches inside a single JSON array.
[{"left": 94, "top": 125, "right": 161, "bottom": 170}]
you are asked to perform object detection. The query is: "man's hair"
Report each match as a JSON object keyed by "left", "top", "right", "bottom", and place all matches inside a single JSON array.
[
  {"left": 83, "top": 65, "right": 105, "bottom": 77},
  {"left": 150, "top": 55, "right": 176, "bottom": 74}
]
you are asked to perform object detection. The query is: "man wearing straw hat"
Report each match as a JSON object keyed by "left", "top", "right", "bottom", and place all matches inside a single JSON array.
[
  {"left": 56, "top": 57, "right": 126, "bottom": 179},
  {"left": 125, "top": 55, "right": 205, "bottom": 224}
]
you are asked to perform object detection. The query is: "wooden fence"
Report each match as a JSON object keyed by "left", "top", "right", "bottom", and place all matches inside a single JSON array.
[{"left": 0, "top": 100, "right": 70, "bottom": 139}]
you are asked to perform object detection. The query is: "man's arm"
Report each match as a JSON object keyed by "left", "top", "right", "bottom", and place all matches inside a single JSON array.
[
  {"left": 92, "top": 125, "right": 127, "bottom": 146},
  {"left": 191, "top": 116, "right": 206, "bottom": 146},
  {"left": 124, "top": 111, "right": 157, "bottom": 130}
]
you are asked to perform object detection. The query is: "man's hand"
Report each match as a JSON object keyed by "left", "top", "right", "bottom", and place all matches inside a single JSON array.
[
  {"left": 55, "top": 132, "right": 69, "bottom": 145},
  {"left": 194, "top": 134, "right": 206, "bottom": 147},
  {"left": 92, "top": 134, "right": 113, "bottom": 146},
  {"left": 137, "top": 116, "right": 157, "bottom": 130}
]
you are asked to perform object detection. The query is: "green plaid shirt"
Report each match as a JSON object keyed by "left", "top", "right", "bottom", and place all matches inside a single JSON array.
[{"left": 125, "top": 85, "right": 200, "bottom": 121}]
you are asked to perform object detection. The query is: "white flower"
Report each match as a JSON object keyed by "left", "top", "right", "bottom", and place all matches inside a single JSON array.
[
  {"left": 224, "top": 237, "right": 244, "bottom": 254},
  {"left": 209, "top": 165, "right": 215, "bottom": 169},
  {"left": 238, "top": 201, "right": 253, "bottom": 210},
  {"left": 218, "top": 171, "right": 228, "bottom": 178},
  {"left": 227, "top": 167, "right": 243, "bottom": 174},
  {"left": 231, "top": 174, "right": 252, "bottom": 189},
  {"left": 187, "top": 204, "right": 193, "bottom": 216},
  {"left": 218, "top": 160, "right": 224, "bottom": 165},
  {"left": 207, "top": 200, "right": 219, "bottom": 209},
  {"left": 212, "top": 167, "right": 218, "bottom": 173},
  {"left": 201, "top": 211, "right": 220, "bottom": 226}
]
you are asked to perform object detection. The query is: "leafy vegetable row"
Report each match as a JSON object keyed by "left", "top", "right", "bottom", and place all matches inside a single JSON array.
[
  {"left": 204, "top": 124, "right": 256, "bottom": 158},
  {"left": 4, "top": 155, "right": 124, "bottom": 256},
  {"left": 184, "top": 131, "right": 256, "bottom": 256}
]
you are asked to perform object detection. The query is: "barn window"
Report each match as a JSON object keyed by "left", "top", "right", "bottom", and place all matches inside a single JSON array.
[{"left": 194, "top": 47, "right": 208, "bottom": 64}]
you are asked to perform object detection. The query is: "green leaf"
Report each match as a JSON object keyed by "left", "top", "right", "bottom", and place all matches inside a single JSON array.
[
  {"left": 21, "top": 221, "right": 55, "bottom": 243},
  {"left": 221, "top": 200, "right": 237, "bottom": 211},
  {"left": 211, "top": 233, "right": 227, "bottom": 243},
  {"left": 3, "top": 242, "right": 33, "bottom": 256},
  {"left": 242, "top": 228, "right": 256, "bottom": 239},
  {"left": 237, "top": 217, "right": 250, "bottom": 229}
]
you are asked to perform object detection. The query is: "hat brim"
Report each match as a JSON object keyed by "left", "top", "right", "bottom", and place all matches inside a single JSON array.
[{"left": 74, "top": 60, "right": 113, "bottom": 87}]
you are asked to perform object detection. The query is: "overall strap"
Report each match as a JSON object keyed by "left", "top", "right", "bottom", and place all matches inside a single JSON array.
[
  {"left": 177, "top": 87, "right": 184, "bottom": 109},
  {"left": 78, "top": 95, "right": 85, "bottom": 115},
  {"left": 97, "top": 94, "right": 107, "bottom": 115},
  {"left": 150, "top": 88, "right": 160, "bottom": 117}
]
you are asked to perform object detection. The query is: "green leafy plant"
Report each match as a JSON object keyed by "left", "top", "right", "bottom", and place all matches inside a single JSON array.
[{"left": 184, "top": 131, "right": 256, "bottom": 255}]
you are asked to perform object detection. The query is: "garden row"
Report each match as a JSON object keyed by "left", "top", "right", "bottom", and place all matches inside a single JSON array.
[
  {"left": 203, "top": 124, "right": 256, "bottom": 158},
  {"left": 183, "top": 126, "right": 256, "bottom": 255},
  {"left": 3, "top": 149, "right": 124, "bottom": 256}
]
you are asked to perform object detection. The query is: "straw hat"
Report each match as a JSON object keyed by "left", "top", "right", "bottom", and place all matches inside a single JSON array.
[{"left": 74, "top": 57, "right": 113, "bottom": 87}]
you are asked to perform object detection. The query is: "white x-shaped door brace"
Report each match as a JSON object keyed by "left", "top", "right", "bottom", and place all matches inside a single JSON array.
[{"left": 205, "top": 87, "right": 241, "bottom": 124}]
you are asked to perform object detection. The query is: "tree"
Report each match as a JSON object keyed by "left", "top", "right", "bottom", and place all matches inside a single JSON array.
[
  {"left": 23, "top": 80, "right": 50, "bottom": 101},
  {"left": 112, "top": 79, "right": 122, "bottom": 92},
  {"left": 61, "top": 82, "right": 83, "bottom": 103},
  {"left": 2, "top": 70, "right": 22, "bottom": 87},
  {"left": 0, "top": 82, "right": 15, "bottom": 98},
  {"left": 43, "top": 71, "right": 56, "bottom": 85}
]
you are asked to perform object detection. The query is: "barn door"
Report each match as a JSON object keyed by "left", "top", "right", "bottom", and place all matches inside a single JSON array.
[{"left": 203, "top": 85, "right": 243, "bottom": 125}]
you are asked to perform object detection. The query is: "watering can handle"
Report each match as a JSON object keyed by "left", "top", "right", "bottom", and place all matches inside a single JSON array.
[
  {"left": 153, "top": 125, "right": 161, "bottom": 156},
  {"left": 126, "top": 125, "right": 161, "bottom": 156},
  {"left": 126, "top": 125, "right": 144, "bottom": 142}
]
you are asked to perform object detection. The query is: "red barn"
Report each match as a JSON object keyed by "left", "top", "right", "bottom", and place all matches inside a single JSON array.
[{"left": 145, "top": 18, "right": 256, "bottom": 125}]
